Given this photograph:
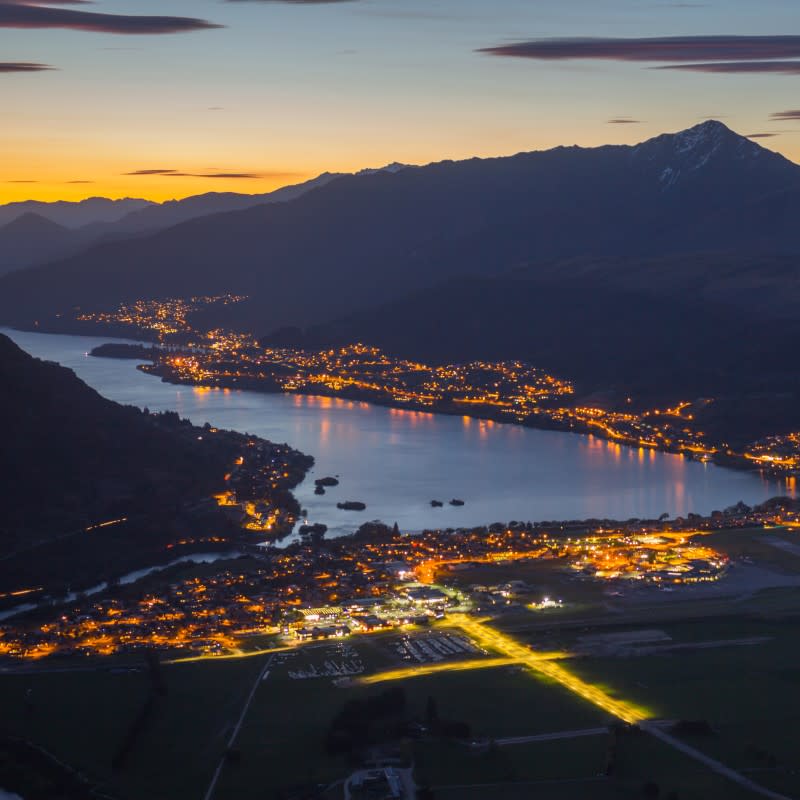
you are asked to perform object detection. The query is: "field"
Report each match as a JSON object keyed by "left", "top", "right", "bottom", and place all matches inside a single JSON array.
[
  {"left": 3, "top": 538, "right": 800, "bottom": 800},
  {"left": 0, "top": 656, "right": 268, "bottom": 799},
  {"left": 569, "top": 615, "right": 800, "bottom": 798},
  {"left": 4, "top": 607, "right": 799, "bottom": 800}
]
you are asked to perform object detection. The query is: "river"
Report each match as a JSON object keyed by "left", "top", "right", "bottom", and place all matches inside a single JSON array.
[{"left": 4, "top": 328, "right": 794, "bottom": 538}]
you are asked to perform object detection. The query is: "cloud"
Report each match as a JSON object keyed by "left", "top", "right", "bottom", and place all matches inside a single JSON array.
[
  {"left": 0, "top": 61, "right": 53, "bottom": 72},
  {"left": 478, "top": 35, "right": 800, "bottom": 63},
  {"left": 0, "top": 3, "right": 222, "bottom": 34},
  {"left": 746, "top": 133, "right": 779, "bottom": 139},
  {"left": 125, "top": 168, "right": 297, "bottom": 179},
  {"left": 655, "top": 60, "right": 800, "bottom": 74},
  {"left": 66, "top": 179, "right": 95, "bottom": 183},
  {"left": 192, "top": 172, "right": 264, "bottom": 179},
  {"left": 607, "top": 117, "right": 642, "bottom": 124},
  {"left": 770, "top": 110, "right": 800, "bottom": 121},
  {"left": 2, "top": 1, "right": 91, "bottom": 4}
]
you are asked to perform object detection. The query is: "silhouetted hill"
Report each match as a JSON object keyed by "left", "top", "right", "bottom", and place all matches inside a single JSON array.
[
  {"left": 102, "top": 172, "right": 342, "bottom": 235},
  {"left": 0, "top": 333, "right": 238, "bottom": 548},
  {"left": 1, "top": 121, "right": 798, "bottom": 333},
  {"left": 0, "top": 213, "right": 80, "bottom": 275},
  {"left": 0, "top": 197, "right": 150, "bottom": 229},
  {"left": 295, "top": 276, "right": 800, "bottom": 444},
  {"left": 505, "top": 252, "right": 800, "bottom": 320},
  {"left": 0, "top": 172, "right": 374, "bottom": 281}
]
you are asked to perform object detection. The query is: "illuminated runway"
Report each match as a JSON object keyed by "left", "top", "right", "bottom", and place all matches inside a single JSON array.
[
  {"left": 448, "top": 614, "right": 649, "bottom": 724},
  {"left": 166, "top": 644, "right": 292, "bottom": 665},
  {"left": 358, "top": 657, "right": 518, "bottom": 685}
]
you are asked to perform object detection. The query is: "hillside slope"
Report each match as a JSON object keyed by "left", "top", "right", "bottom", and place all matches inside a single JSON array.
[{"left": 0, "top": 334, "right": 237, "bottom": 547}]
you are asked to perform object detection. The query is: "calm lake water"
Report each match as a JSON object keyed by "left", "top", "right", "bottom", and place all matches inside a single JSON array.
[{"left": 5, "top": 328, "right": 794, "bottom": 537}]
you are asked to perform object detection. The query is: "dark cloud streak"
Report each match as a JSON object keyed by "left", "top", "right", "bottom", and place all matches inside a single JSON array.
[
  {"left": 0, "top": 4, "right": 222, "bottom": 34},
  {"left": 478, "top": 35, "right": 800, "bottom": 63},
  {"left": 771, "top": 110, "right": 800, "bottom": 121},
  {"left": 0, "top": 61, "right": 53, "bottom": 72},
  {"left": 655, "top": 60, "right": 800, "bottom": 74},
  {"left": 125, "top": 169, "right": 296, "bottom": 179}
]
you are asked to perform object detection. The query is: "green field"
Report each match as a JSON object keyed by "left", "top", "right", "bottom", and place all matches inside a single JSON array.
[
  {"left": 3, "top": 630, "right": 794, "bottom": 800},
  {"left": 3, "top": 577, "right": 800, "bottom": 799},
  {"left": 568, "top": 616, "right": 800, "bottom": 798},
  {"left": 0, "top": 656, "right": 267, "bottom": 800},
  {"left": 697, "top": 527, "right": 800, "bottom": 572},
  {"left": 422, "top": 733, "right": 764, "bottom": 800}
]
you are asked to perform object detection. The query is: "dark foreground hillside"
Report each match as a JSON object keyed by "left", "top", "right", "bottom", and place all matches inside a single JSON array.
[{"left": 0, "top": 333, "right": 237, "bottom": 545}]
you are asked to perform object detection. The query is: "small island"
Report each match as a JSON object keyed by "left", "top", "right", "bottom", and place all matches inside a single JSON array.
[
  {"left": 450, "top": 499, "right": 465, "bottom": 507},
  {"left": 430, "top": 500, "right": 443, "bottom": 507},
  {"left": 337, "top": 501, "right": 367, "bottom": 511},
  {"left": 90, "top": 343, "right": 157, "bottom": 360}
]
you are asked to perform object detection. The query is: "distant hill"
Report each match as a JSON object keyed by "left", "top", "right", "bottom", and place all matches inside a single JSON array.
[
  {"left": 1, "top": 121, "right": 798, "bottom": 334},
  {"left": 0, "top": 213, "right": 81, "bottom": 276},
  {"left": 0, "top": 197, "right": 151, "bottom": 229},
  {"left": 0, "top": 170, "right": 381, "bottom": 276},
  {"left": 295, "top": 276, "right": 800, "bottom": 444},
  {"left": 100, "top": 172, "right": 343, "bottom": 236},
  {"left": 0, "top": 333, "right": 237, "bottom": 549}
]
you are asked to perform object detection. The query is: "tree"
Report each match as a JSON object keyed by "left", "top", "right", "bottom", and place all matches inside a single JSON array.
[{"left": 425, "top": 695, "right": 439, "bottom": 727}]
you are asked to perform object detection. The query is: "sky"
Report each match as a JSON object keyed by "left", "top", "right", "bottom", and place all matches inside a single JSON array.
[{"left": 2, "top": 0, "right": 800, "bottom": 203}]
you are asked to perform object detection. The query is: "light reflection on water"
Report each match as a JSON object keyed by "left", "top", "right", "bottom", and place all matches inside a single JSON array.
[{"left": 4, "top": 328, "right": 795, "bottom": 538}]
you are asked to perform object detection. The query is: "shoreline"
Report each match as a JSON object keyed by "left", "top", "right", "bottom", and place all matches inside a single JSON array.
[
  {"left": 9, "top": 321, "right": 797, "bottom": 482},
  {"left": 89, "top": 340, "right": 797, "bottom": 484}
]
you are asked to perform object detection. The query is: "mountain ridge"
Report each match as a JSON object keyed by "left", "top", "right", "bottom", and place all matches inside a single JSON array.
[{"left": 1, "top": 121, "right": 798, "bottom": 336}]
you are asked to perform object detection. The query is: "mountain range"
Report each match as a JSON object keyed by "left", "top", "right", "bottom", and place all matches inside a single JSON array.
[
  {"left": 1, "top": 121, "right": 799, "bottom": 411},
  {"left": 0, "top": 172, "right": 345, "bottom": 275},
  {"left": 1, "top": 121, "right": 799, "bottom": 322}
]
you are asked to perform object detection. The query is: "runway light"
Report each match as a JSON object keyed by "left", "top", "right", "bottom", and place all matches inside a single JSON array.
[{"left": 448, "top": 614, "right": 649, "bottom": 725}]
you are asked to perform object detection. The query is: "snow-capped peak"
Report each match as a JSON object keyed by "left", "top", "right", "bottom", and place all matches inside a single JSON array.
[
  {"left": 356, "top": 162, "right": 411, "bottom": 177},
  {"left": 632, "top": 120, "right": 764, "bottom": 188}
]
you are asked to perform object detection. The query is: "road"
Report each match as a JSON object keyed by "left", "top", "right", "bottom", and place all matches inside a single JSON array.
[
  {"left": 642, "top": 722, "right": 795, "bottom": 800},
  {"left": 495, "top": 727, "right": 608, "bottom": 746},
  {"left": 448, "top": 615, "right": 795, "bottom": 799},
  {"left": 202, "top": 654, "right": 274, "bottom": 800}
]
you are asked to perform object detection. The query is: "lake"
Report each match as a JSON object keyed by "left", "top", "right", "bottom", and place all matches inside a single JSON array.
[{"left": 4, "top": 328, "right": 793, "bottom": 537}]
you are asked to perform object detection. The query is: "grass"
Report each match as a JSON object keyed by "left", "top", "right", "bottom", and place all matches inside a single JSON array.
[
  {"left": 696, "top": 527, "right": 800, "bottom": 573},
  {"left": 214, "top": 663, "right": 611, "bottom": 799},
  {"left": 4, "top": 600, "right": 800, "bottom": 799},
  {"left": 568, "top": 616, "right": 800, "bottom": 797},
  {"left": 0, "top": 655, "right": 269, "bottom": 800},
  {"left": 2, "top": 629, "right": 796, "bottom": 799},
  {"left": 417, "top": 729, "right": 763, "bottom": 800},
  {"left": 443, "top": 558, "right": 612, "bottom": 608},
  {"left": 415, "top": 735, "right": 607, "bottom": 788}
]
